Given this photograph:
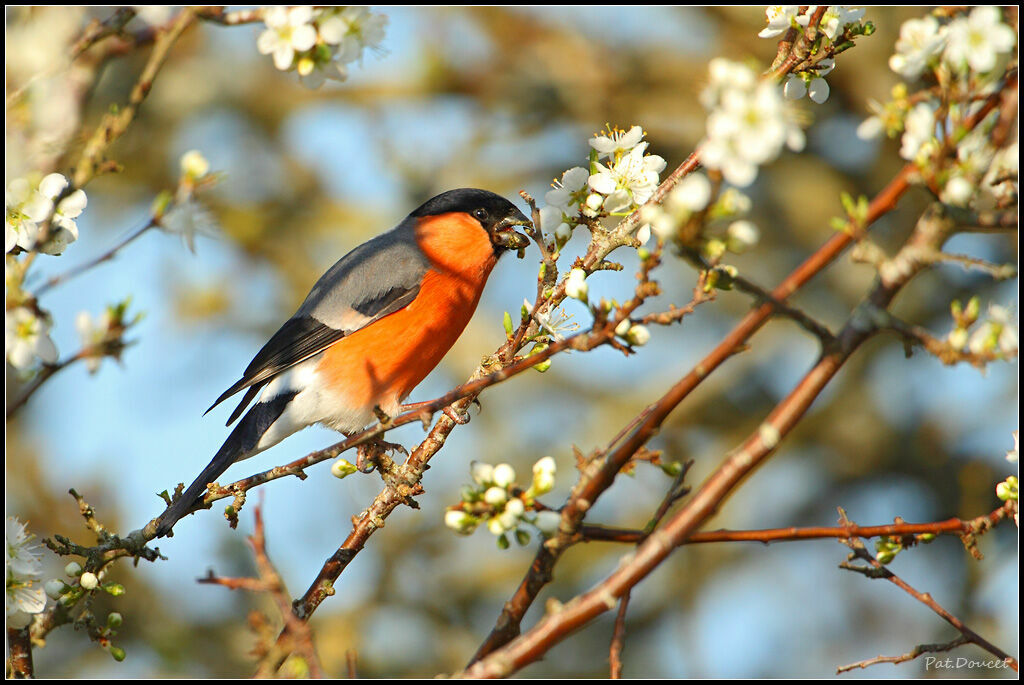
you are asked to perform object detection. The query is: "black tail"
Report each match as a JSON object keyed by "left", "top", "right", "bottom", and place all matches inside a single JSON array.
[{"left": 154, "top": 391, "right": 297, "bottom": 537}]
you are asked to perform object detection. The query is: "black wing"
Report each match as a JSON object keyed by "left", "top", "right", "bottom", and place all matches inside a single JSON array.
[{"left": 207, "top": 283, "right": 420, "bottom": 424}]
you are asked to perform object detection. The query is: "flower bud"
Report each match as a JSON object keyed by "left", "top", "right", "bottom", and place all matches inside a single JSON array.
[
  {"left": 180, "top": 150, "right": 210, "bottom": 181},
  {"left": 626, "top": 324, "right": 650, "bottom": 347},
  {"left": 65, "top": 562, "right": 83, "bottom": 578},
  {"left": 80, "top": 572, "right": 99, "bottom": 591},
  {"left": 726, "top": 220, "right": 759, "bottom": 252},
  {"left": 331, "top": 458, "right": 357, "bottom": 479},
  {"left": 565, "top": 268, "right": 589, "bottom": 301},
  {"left": 504, "top": 498, "right": 525, "bottom": 517},
  {"left": 535, "top": 510, "right": 561, "bottom": 535},
  {"left": 492, "top": 463, "right": 516, "bottom": 488},
  {"left": 444, "top": 510, "right": 477, "bottom": 535},
  {"left": 44, "top": 579, "right": 67, "bottom": 600},
  {"left": 470, "top": 461, "right": 494, "bottom": 485},
  {"left": 483, "top": 486, "right": 508, "bottom": 506}
]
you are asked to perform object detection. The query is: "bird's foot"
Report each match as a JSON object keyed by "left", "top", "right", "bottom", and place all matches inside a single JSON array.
[
  {"left": 356, "top": 437, "right": 408, "bottom": 473},
  {"left": 398, "top": 400, "right": 473, "bottom": 426}
]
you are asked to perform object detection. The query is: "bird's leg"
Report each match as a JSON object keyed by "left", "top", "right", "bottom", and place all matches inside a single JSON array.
[{"left": 356, "top": 406, "right": 410, "bottom": 473}]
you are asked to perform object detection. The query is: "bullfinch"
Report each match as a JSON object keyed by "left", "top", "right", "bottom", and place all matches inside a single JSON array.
[{"left": 153, "top": 188, "right": 531, "bottom": 537}]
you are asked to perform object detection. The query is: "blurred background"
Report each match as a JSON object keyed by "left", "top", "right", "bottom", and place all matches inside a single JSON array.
[{"left": 5, "top": 6, "right": 1017, "bottom": 678}]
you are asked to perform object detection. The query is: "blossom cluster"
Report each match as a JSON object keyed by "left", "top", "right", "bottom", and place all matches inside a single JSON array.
[
  {"left": 540, "top": 125, "right": 667, "bottom": 249},
  {"left": 699, "top": 59, "right": 805, "bottom": 187},
  {"left": 444, "top": 458, "right": 561, "bottom": 548},
  {"left": 5, "top": 304, "right": 57, "bottom": 372},
  {"left": 857, "top": 8, "right": 1017, "bottom": 210},
  {"left": 76, "top": 299, "right": 140, "bottom": 374},
  {"left": 638, "top": 172, "right": 759, "bottom": 261},
  {"left": 887, "top": 7, "right": 1015, "bottom": 81},
  {"left": 6, "top": 172, "right": 86, "bottom": 256},
  {"left": 257, "top": 6, "right": 387, "bottom": 89},
  {"left": 946, "top": 299, "right": 1018, "bottom": 361},
  {"left": 6, "top": 517, "right": 46, "bottom": 629},
  {"left": 759, "top": 6, "right": 868, "bottom": 105}
]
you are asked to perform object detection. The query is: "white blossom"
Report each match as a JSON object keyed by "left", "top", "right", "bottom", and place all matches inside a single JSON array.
[
  {"left": 319, "top": 6, "right": 388, "bottom": 61},
  {"left": 76, "top": 310, "right": 113, "bottom": 373},
  {"left": 726, "top": 220, "right": 760, "bottom": 252},
  {"left": 700, "top": 61, "right": 804, "bottom": 187},
  {"left": 483, "top": 486, "right": 507, "bottom": 506},
  {"left": 79, "top": 572, "right": 98, "bottom": 591},
  {"left": 899, "top": 101, "right": 938, "bottom": 162},
  {"left": 5, "top": 307, "right": 57, "bottom": 370},
  {"left": 545, "top": 167, "right": 589, "bottom": 213},
  {"left": 888, "top": 15, "right": 946, "bottom": 79},
  {"left": 1007, "top": 431, "right": 1018, "bottom": 463},
  {"left": 162, "top": 198, "right": 218, "bottom": 253},
  {"left": 589, "top": 125, "right": 645, "bottom": 160},
  {"left": 818, "top": 6, "right": 865, "bottom": 41},
  {"left": 492, "top": 463, "right": 516, "bottom": 488},
  {"left": 6, "top": 517, "right": 46, "bottom": 629},
  {"left": 640, "top": 173, "right": 713, "bottom": 241},
  {"left": 39, "top": 188, "right": 86, "bottom": 256},
  {"left": 522, "top": 299, "right": 577, "bottom": 341},
  {"left": 530, "top": 456, "right": 556, "bottom": 495},
  {"left": 565, "top": 268, "right": 589, "bottom": 301},
  {"left": 626, "top": 324, "right": 650, "bottom": 347},
  {"left": 636, "top": 223, "right": 651, "bottom": 245},
  {"left": 807, "top": 77, "right": 829, "bottom": 104},
  {"left": 6, "top": 178, "right": 48, "bottom": 253},
  {"left": 783, "top": 75, "right": 807, "bottom": 100},
  {"left": 968, "top": 305, "right": 1018, "bottom": 357},
  {"left": 470, "top": 461, "right": 494, "bottom": 485},
  {"left": 944, "top": 7, "right": 1016, "bottom": 75},
  {"left": 257, "top": 6, "right": 318, "bottom": 71},
  {"left": 180, "top": 149, "right": 210, "bottom": 180},
  {"left": 856, "top": 115, "right": 884, "bottom": 141},
  {"left": 43, "top": 579, "right": 66, "bottom": 601},
  {"left": 444, "top": 510, "right": 476, "bottom": 535},
  {"left": 588, "top": 142, "right": 666, "bottom": 212},
  {"left": 758, "top": 6, "right": 809, "bottom": 39},
  {"left": 941, "top": 176, "right": 974, "bottom": 207}
]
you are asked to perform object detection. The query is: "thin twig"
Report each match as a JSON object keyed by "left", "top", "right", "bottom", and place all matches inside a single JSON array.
[
  {"left": 838, "top": 510, "right": 1017, "bottom": 672},
  {"left": 836, "top": 636, "right": 970, "bottom": 674},
  {"left": 34, "top": 218, "right": 157, "bottom": 297},
  {"left": 6, "top": 351, "right": 85, "bottom": 420}
]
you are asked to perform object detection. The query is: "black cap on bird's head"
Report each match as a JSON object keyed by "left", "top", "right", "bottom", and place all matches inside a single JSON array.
[{"left": 411, "top": 188, "right": 531, "bottom": 252}]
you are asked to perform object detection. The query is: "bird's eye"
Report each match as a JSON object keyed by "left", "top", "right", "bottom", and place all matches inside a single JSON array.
[{"left": 473, "top": 208, "right": 489, "bottom": 222}]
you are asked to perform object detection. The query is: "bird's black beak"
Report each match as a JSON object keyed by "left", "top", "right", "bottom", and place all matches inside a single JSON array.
[{"left": 491, "top": 212, "right": 532, "bottom": 252}]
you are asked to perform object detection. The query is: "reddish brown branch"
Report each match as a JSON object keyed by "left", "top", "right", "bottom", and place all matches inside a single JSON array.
[
  {"left": 198, "top": 505, "right": 325, "bottom": 678},
  {"left": 465, "top": 75, "right": 1015, "bottom": 667},
  {"left": 458, "top": 202, "right": 972, "bottom": 677},
  {"left": 580, "top": 502, "right": 1014, "bottom": 544},
  {"left": 838, "top": 510, "right": 1018, "bottom": 673}
]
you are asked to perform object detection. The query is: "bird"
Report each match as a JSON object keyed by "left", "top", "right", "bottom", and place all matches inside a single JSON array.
[{"left": 153, "top": 188, "right": 531, "bottom": 537}]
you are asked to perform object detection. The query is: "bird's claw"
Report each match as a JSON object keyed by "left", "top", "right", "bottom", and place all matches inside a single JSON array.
[{"left": 356, "top": 437, "right": 408, "bottom": 473}]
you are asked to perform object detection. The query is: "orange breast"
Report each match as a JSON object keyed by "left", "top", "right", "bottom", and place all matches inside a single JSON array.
[{"left": 316, "top": 214, "right": 497, "bottom": 410}]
